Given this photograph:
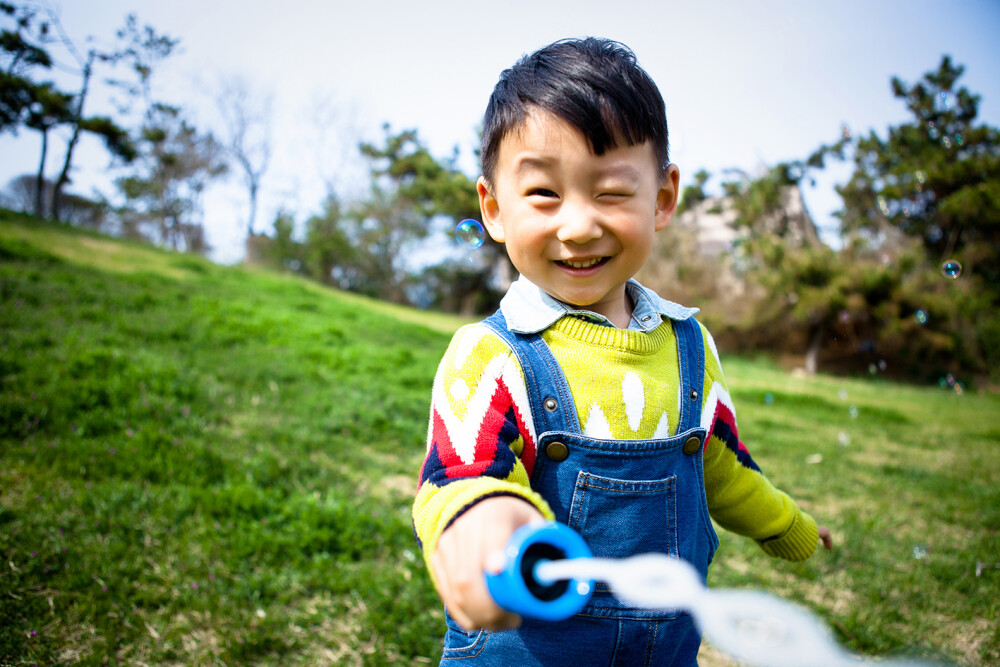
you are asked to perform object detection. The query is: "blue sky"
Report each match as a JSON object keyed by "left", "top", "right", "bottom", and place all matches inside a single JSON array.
[{"left": 2, "top": 0, "right": 999, "bottom": 263}]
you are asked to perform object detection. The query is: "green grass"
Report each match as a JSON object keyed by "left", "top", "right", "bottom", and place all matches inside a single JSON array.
[
  {"left": 1, "top": 211, "right": 998, "bottom": 665},
  {"left": 703, "top": 358, "right": 1000, "bottom": 665}
]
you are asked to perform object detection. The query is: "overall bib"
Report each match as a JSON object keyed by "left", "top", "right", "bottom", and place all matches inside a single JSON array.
[{"left": 440, "top": 311, "right": 719, "bottom": 666}]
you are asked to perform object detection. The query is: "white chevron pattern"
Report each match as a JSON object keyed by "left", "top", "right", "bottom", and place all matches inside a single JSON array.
[
  {"left": 653, "top": 411, "right": 671, "bottom": 439},
  {"left": 622, "top": 372, "right": 645, "bottom": 431},
  {"left": 583, "top": 403, "right": 613, "bottom": 439},
  {"left": 700, "top": 380, "right": 735, "bottom": 434},
  {"left": 431, "top": 325, "right": 537, "bottom": 465}
]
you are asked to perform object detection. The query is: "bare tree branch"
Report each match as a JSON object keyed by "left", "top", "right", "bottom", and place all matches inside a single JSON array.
[{"left": 214, "top": 74, "right": 272, "bottom": 240}]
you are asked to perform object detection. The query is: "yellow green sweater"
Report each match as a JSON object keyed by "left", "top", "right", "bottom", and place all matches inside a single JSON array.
[{"left": 413, "top": 315, "right": 819, "bottom": 572}]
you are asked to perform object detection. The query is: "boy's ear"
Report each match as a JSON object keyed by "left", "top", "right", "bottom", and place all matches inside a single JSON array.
[
  {"left": 654, "top": 163, "right": 681, "bottom": 232},
  {"left": 477, "top": 176, "right": 505, "bottom": 243}
]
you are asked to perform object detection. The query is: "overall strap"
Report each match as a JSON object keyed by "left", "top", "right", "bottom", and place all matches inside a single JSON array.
[
  {"left": 672, "top": 316, "right": 705, "bottom": 433},
  {"left": 482, "top": 310, "right": 581, "bottom": 434}
]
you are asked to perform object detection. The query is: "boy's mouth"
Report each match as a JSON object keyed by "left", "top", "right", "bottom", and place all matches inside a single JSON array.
[{"left": 556, "top": 256, "right": 610, "bottom": 270}]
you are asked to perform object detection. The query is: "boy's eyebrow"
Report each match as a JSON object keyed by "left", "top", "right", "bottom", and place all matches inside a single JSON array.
[
  {"left": 598, "top": 164, "right": 643, "bottom": 181},
  {"left": 514, "top": 158, "right": 643, "bottom": 181},
  {"left": 514, "top": 156, "right": 556, "bottom": 174}
]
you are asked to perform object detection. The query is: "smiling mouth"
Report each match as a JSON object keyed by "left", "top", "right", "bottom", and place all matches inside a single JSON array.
[{"left": 556, "top": 257, "right": 610, "bottom": 270}]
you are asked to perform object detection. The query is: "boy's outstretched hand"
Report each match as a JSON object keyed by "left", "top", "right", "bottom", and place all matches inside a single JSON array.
[
  {"left": 818, "top": 525, "right": 833, "bottom": 550},
  {"left": 430, "top": 496, "right": 546, "bottom": 632}
]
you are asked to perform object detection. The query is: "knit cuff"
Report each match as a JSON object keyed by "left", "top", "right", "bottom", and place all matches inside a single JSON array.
[
  {"left": 420, "top": 479, "right": 554, "bottom": 565},
  {"left": 757, "top": 510, "right": 819, "bottom": 562}
]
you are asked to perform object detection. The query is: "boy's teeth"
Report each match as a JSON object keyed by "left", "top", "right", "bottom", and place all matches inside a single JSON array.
[{"left": 562, "top": 257, "right": 602, "bottom": 269}]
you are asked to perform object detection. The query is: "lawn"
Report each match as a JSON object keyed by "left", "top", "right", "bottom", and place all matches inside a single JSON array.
[{"left": 1, "top": 212, "right": 997, "bottom": 665}]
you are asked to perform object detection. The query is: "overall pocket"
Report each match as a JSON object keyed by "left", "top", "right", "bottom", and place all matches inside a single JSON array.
[
  {"left": 566, "top": 471, "right": 677, "bottom": 560},
  {"left": 441, "top": 612, "right": 490, "bottom": 659}
]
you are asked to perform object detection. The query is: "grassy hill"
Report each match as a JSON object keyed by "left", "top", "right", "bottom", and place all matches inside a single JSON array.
[{"left": 1, "top": 211, "right": 998, "bottom": 665}]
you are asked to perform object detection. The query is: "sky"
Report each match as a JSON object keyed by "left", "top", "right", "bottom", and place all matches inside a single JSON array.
[{"left": 2, "top": 0, "right": 999, "bottom": 263}]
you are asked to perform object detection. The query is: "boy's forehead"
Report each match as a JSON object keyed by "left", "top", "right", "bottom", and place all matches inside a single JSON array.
[
  {"left": 504, "top": 109, "right": 583, "bottom": 149},
  {"left": 494, "top": 109, "right": 658, "bottom": 177}
]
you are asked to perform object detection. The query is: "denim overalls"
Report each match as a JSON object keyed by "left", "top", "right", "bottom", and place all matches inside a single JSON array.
[{"left": 440, "top": 311, "right": 719, "bottom": 666}]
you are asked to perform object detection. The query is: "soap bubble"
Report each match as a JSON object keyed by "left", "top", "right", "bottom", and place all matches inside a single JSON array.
[
  {"left": 837, "top": 431, "right": 851, "bottom": 446},
  {"left": 914, "top": 309, "right": 928, "bottom": 325},
  {"left": 848, "top": 405, "right": 859, "bottom": 420},
  {"left": 941, "top": 135, "right": 953, "bottom": 149},
  {"left": 914, "top": 170, "right": 927, "bottom": 184},
  {"left": 841, "top": 124, "right": 851, "bottom": 140},
  {"left": 876, "top": 195, "right": 889, "bottom": 215},
  {"left": 878, "top": 359, "right": 887, "bottom": 372},
  {"left": 698, "top": 590, "right": 849, "bottom": 667},
  {"left": 455, "top": 219, "right": 485, "bottom": 249},
  {"left": 868, "top": 363, "right": 877, "bottom": 375},
  {"left": 936, "top": 90, "right": 953, "bottom": 112},
  {"left": 953, "top": 382, "right": 965, "bottom": 396},
  {"left": 954, "top": 133, "right": 964, "bottom": 146},
  {"left": 764, "top": 393, "right": 775, "bottom": 406},
  {"left": 912, "top": 545, "right": 928, "bottom": 560},
  {"left": 838, "top": 310, "right": 850, "bottom": 324},
  {"left": 940, "top": 260, "right": 962, "bottom": 279}
]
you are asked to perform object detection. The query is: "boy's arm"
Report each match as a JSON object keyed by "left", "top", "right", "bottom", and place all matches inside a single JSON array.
[
  {"left": 699, "top": 326, "right": 830, "bottom": 561},
  {"left": 430, "top": 495, "right": 544, "bottom": 630},
  {"left": 412, "top": 325, "right": 554, "bottom": 585}
]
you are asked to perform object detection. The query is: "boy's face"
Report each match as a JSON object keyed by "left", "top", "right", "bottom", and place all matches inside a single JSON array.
[{"left": 478, "top": 109, "right": 679, "bottom": 323}]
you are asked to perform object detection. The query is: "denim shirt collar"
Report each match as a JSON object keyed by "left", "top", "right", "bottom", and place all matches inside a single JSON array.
[{"left": 498, "top": 276, "right": 699, "bottom": 334}]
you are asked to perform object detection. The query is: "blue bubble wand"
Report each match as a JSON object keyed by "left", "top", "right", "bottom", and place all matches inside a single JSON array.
[{"left": 486, "top": 522, "right": 934, "bottom": 667}]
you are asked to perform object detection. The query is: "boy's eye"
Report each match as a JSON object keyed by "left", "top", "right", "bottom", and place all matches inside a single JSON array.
[
  {"left": 527, "top": 188, "right": 559, "bottom": 198},
  {"left": 598, "top": 189, "right": 634, "bottom": 199}
]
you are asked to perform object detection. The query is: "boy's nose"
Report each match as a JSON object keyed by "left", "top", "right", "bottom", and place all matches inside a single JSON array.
[{"left": 555, "top": 199, "right": 603, "bottom": 245}]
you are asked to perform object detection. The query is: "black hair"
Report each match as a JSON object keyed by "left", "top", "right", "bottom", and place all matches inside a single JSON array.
[{"left": 480, "top": 37, "right": 669, "bottom": 186}]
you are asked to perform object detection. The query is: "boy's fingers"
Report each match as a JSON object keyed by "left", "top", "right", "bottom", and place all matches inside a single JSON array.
[
  {"left": 484, "top": 549, "right": 506, "bottom": 574},
  {"left": 482, "top": 610, "right": 522, "bottom": 631},
  {"left": 448, "top": 604, "right": 476, "bottom": 633},
  {"left": 432, "top": 543, "right": 520, "bottom": 631}
]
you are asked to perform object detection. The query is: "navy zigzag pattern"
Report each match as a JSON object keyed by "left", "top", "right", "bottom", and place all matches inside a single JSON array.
[{"left": 712, "top": 416, "right": 761, "bottom": 472}]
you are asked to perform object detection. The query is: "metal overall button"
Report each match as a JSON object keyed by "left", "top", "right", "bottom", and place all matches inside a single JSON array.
[
  {"left": 682, "top": 436, "right": 702, "bottom": 456},
  {"left": 545, "top": 441, "right": 569, "bottom": 462},
  {"left": 689, "top": 388, "right": 699, "bottom": 401},
  {"left": 543, "top": 397, "right": 558, "bottom": 412}
]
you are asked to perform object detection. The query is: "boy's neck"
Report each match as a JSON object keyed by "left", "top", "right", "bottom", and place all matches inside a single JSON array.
[
  {"left": 603, "top": 290, "right": 635, "bottom": 329},
  {"left": 563, "top": 288, "right": 634, "bottom": 329}
]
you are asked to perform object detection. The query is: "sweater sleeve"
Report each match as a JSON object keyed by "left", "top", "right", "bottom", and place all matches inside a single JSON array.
[
  {"left": 412, "top": 324, "right": 554, "bottom": 570},
  {"left": 698, "top": 324, "right": 819, "bottom": 561}
]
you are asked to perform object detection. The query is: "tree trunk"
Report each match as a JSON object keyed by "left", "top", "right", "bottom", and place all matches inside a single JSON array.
[
  {"left": 247, "top": 179, "right": 258, "bottom": 239},
  {"left": 804, "top": 324, "right": 823, "bottom": 375},
  {"left": 35, "top": 128, "right": 48, "bottom": 218},
  {"left": 51, "top": 54, "right": 93, "bottom": 222}
]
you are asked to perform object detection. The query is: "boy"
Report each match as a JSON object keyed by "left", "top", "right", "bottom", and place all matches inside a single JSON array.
[{"left": 413, "top": 37, "right": 832, "bottom": 665}]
